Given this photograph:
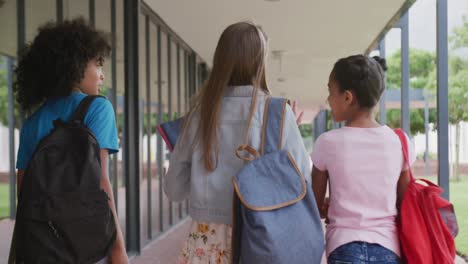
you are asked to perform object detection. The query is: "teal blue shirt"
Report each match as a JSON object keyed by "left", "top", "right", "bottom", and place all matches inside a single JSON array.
[{"left": 16, "top": 92, "right": 119, "bottom": 170}]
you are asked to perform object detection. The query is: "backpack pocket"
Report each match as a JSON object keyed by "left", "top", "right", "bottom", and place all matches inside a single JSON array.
[
  {"left": 233, "top": 150, "right": 306, "bottom": 211},
  {"left": 17, "top": 190, "right": 116, "bottom": 263}
]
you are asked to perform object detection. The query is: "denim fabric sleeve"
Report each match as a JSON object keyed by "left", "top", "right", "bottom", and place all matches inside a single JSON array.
[
  {"left": 310, "top": 133, "right": 327, "bottom": 172},
  {"left": 281, "top": 105, "right": 312, "bottom": 183},
  {"left": 163, "top": 118, "right": 194, "bottom": 202}
]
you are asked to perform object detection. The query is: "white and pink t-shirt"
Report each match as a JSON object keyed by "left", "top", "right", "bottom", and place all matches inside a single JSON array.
[{"left": 311, "top": 125, "right": 415, "bottom": 257}]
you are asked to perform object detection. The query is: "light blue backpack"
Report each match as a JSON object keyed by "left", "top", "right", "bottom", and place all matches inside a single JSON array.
[{"left": 231, "top": 97, "right": 324, "bottom": 264}]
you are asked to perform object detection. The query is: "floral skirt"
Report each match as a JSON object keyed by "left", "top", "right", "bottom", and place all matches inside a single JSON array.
[{"left": 177, "top": 221, "right": 232, "bottom": 264}]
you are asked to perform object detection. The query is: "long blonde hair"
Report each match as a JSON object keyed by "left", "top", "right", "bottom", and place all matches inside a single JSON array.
[{"left": 187, "top": 21, "right": 270, "bottom": 171}]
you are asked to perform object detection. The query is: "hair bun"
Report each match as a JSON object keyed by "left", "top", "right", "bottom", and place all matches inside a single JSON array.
[{"left": 372, "top": 56, "right": 387, "bottom": 72}]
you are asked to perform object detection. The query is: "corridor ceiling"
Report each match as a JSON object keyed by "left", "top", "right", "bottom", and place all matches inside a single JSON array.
[{"left": 145, "top": 0, "right": 413, "bottom": 121}]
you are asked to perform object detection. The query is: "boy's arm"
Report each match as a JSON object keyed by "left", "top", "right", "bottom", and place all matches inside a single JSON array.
[
  {"left": 311, "top": 166, "right": 329, "bottom": 219},
  {"left": 100, "top": 150, "right": 129, "bottom": 263},
  {"left": 17, "top": 170, "right": 24, "bottom": 198}
]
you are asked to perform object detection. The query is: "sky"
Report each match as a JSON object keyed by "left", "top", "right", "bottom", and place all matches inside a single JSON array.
[{"left": 385, "top": 0, "right": 468, "bottom": 56}]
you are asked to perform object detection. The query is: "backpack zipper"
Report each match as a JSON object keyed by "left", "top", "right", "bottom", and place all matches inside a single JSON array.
[{"left": 48, "top": 220, "right": 60, "bottom": 238}]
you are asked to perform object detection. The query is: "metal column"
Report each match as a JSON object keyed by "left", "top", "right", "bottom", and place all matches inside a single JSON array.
[
  {"left": 436, "top": 0, "right": 450, "bottom": 200},
  {"left": 176, "top": 44, "right": 183, "bottom": 219},
  {"left": 145, "top": 15, "right": 152, "bottom": 240},
  {"left": 167, "top": 35, "right": 173, "bottom": 226},
  {"left": 11, "top": 0, "right": 26, "bottom": 219},
  {"left": 184, "top": 51, "right": 189, "bottom": 110},
  {"left": 89, "top": 0, "right": 95, "bottom": 28},
  {"left": 7, "top": 57, "right": 16, "bottom": 219},
  {"left": 56, "top": 0, "right": 63, "bottom": 23},
  {"left": 313, "top": 110, "right": 328, "bottom": 142},
  {"left": 109, "top": 0, "right": 119, "bottom": 214},
  {"left": 400, "top": 12, "right": 410, "bottom": 135},
  {"left": 424, "top": 93, "right": 430, "bottom": 177},
  {"left": 156, "top": 26, "right": 164, "bottom": 232},
  {"left": 17, "top": 0, "right": 25, "bottom": 51},
  {"left": 184, "top": 51, "right": 190, "bottom": 215},
  {"left": 379, "top": 39, "right": 387, "bottom": 125},
  {"left": 189, "top": 52, "right": 197, "bottom": 97},
  {"left": 123, "top": 0, "right": 141, "bottom": 254}
]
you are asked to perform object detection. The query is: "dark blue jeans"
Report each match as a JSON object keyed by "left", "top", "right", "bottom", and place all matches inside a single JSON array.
[{"left": 328, "top": 241, "right": 401, "bottom": 264}]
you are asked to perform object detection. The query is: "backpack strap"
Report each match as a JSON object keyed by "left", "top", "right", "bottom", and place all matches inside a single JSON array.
[
  {"left": 394, "top": 128, "right": 415, "bottom": 181},
  {"left": 70, "top": 95, "right": 103, "bottom": 123},
  {"left": 263, "top": 97, "right": 289, "bottom": 154}
]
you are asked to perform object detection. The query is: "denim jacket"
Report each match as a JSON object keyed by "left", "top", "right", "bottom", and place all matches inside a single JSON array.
[{"left": 163, "top": 85, "right": 311, "bottom": 224}]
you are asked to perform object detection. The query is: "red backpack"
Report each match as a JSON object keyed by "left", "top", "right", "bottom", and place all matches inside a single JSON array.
[{"left": 394, "top": 129, "right": 458, "bottom": 264}]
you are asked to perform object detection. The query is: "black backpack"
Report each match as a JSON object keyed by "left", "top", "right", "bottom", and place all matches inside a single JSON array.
[{"left": 11, "top": 96, "right": 116, "bottom": 264}]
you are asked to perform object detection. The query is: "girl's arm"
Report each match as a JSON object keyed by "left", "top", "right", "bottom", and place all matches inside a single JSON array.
[
  {"left": 164, "top": 147, "right": 191, "bottom": 202},
  {"left": 100, "top": 150, "right": 128, "bottom": 263},
  {"left": 311, "top": 166, "right": 329, "bottom": 219},
  {"left": 163, "top": 120, "right": 192, "bottom": 202},
  {"left": 397, "top": 170, "right": 411, "bottom": 208},
  {"left": 280, "top": 105, "right": 312, "bottom": 182},
  {"left": 397, "top": 132, "right": 414, "bottom": 208}
]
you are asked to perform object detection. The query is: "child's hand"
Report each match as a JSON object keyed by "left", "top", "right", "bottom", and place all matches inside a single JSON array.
[
  {"left": 110, "top": 247, "right": 129, "bottom": 264},
  {"left": 291, "top": 100, "right": 304, "bottom": 125},
  {"left": 320, "top": 197, "right": 330, "bottom": 223}
]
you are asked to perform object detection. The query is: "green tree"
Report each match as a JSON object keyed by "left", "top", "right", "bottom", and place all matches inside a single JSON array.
[
  {"left": 450, "top": 15, "right": 468, "bottom": 49},
  {"left": 448, "top": 67, "right": 468, "bottom": 181},
  {"left": 0, "top": 56, "right": 22, "bottom": 128},
  {"left": 0, "top": 56, "right": 8, "bottom": 126},
  {"left": 116, "top": 110, "right": 181, "bottom": 137},
  {"left": 386, "top": 49, "right": 437, "bottom": 90},
  {"left": 384, "top": 44, "right": 468, "bottom": 180},
  {"left": 298, "top": 123, "right": 312, "bottom": 138},
  {"left": 383, "top": 49, "right": 438, "bottom": 135},
  {"left": 382, "top": 108, "right": 437, "bottom": 135},
  {"left": 448, "top": 15, "right": 468, "bottom": 181}
]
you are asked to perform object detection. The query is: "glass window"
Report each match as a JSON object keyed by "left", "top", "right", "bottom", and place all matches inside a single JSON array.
[
  {"left": 138, "top": 13, "right": 151, "bottom": 247},
  {"left": 0, "top": 55, "right": 18, "bottom": 220},
  {"left": 113, "top": 0, "right": 126, "bottom": 240},
  {"left": 149, "top": 20, "right": 161, "bottom": 238},
  {"left": 159, "top": 30, "right": 171, "bottom": 231}
]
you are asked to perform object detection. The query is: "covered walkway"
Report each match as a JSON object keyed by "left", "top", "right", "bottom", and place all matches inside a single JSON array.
[
  {"left": 0, "top": 0, "right": 463, "bottom": 262},
  {"left": 1, "top": 219, "right": 465, "bottom": 263}
]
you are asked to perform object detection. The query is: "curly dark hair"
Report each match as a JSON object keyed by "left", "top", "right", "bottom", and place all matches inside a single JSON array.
[
  {"left": 331, "top": 55, "right": 388, "bottom": 110},
  {"left": 14, "top": 18, "right": 111, "bottom": 113}
]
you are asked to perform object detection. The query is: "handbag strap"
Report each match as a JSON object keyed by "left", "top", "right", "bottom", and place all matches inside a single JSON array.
[
  {"left": 263, "top": 97, "right": 289, "bottom": 154},
  {"left": 235, "top": 88, "right": 261, "bottom": 161},
  {"left": 235, "top": 93, "right": 288, "bottom": 160},
  {"left": 394, "top": 128, "right": 415, "bottom": 181}
]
